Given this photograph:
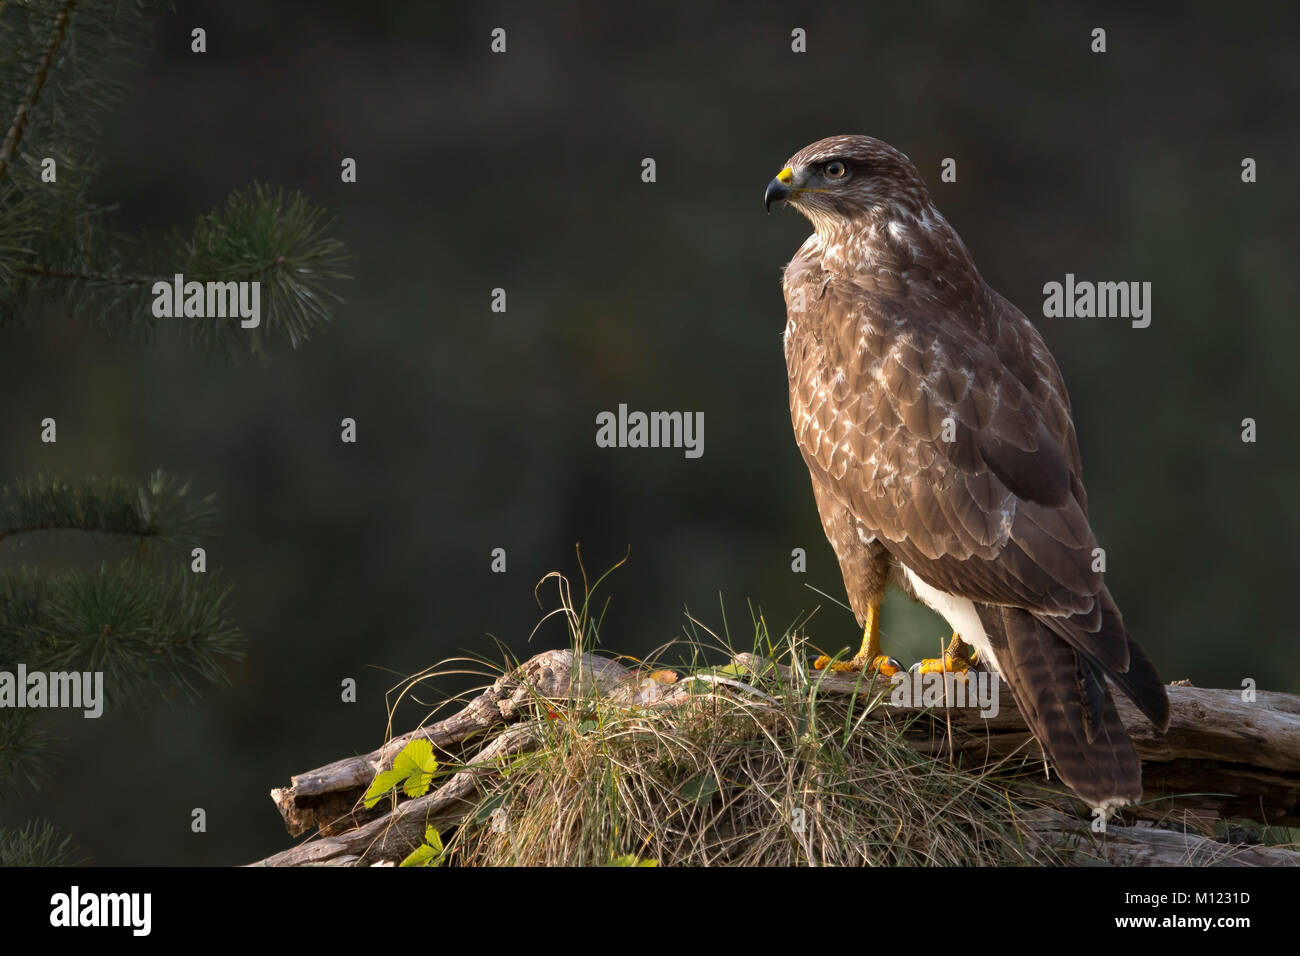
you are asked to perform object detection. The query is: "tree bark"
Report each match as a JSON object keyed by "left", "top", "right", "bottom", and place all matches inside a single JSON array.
[{"left": 251, "top": 648, "right": 1300, "bottom": 867}]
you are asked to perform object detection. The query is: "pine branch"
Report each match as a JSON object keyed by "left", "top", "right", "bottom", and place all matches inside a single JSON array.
[
  {"left": 9, "top": 180, "right": 354, "bottom": 356},
  {"left": 173, "top": 183, "right": 354, "bottom": 357},
  {"left": 0, "top": 471, "right": 217, "bottom": 547},
  {"left": 0, "top": 820, "right": 82, "bottom": 866},
  {"left": 0, "top": 150, "right": 134, "bottom": 323},
  {"left": 0, "top": 0, "right": 159, "bottom": 324},
  {"left": 0, "top": 0, "right": 78, "bottom": 184},
  {"left": 0, "top": 561, "right": 243, "bottom": 709},
  {"left": 0, "top": 3, "right": 352, "bottom": 356},
  {"left": 0, "top": 181, "right": 35, "bottom": 311},
  {"left": 0, "top": 708, "right": 56, "bottom": 793},
  {"left": 0, "top": 0, "right": 157, "bottom": 161}
]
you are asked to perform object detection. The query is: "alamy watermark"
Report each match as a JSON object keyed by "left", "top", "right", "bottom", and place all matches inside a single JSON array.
[
  {"left": 1042, "top": 273, "right": 1151, "bottom": 328},
  {"left": 49, "top": 886, "right": 150, "bottom": 936},
  {"left": 888, "top": 668, "right": 999, "bottom": 718},
  {"left": 595, "top": 403, "right": 703, "bottom": 459},
  {"left": 151, "top": 273, "right": 261, "bottom": 328},
  {"left": 0, "top": 665, "right": 104, "bottom": 718}
]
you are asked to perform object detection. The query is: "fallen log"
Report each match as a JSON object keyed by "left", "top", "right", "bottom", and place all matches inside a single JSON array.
[
  {"left": 732, "top": 654, "right": 1300, "bottom": 830},
  {"left": 252, "top": 648, "right": 1300, "bottom": 866}
]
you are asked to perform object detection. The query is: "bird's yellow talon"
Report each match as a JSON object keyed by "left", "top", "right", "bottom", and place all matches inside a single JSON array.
[
  {"left": 813, "top": 595, "right": 899, "bottom": 675},
  {"left": 813, "top": 653, "right": 901, "bottom": 676},
  {"left": 911, "top": 633, "right": 977, "bottom": 677},
  {"left": 912, "top": 652, "right": 973, "bottom": 676}
]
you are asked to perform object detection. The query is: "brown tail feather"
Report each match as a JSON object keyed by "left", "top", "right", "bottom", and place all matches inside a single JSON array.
[
  {"left": 976, "top": 604, "right": 1143, "bottom": 809},
  {"left": 1040, "top": 587, "right": 1171, "bottom": 732}
]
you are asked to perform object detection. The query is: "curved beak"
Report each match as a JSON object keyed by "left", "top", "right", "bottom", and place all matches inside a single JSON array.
[
  {"left": 764, "top": 166, "right": 797, "bottom": 213},
  {"left": 764, "top": 178, "right": 791, "bottom": 213}
]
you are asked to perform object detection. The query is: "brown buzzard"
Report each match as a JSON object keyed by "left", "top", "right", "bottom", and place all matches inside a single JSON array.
[{"left": 765, "top": 134, "right": 1169, "bottom": 812}]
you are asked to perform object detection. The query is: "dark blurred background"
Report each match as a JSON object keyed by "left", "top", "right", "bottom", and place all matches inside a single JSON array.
[{"left": 2, "top": 1, "right": 1298, "bottom": 864}]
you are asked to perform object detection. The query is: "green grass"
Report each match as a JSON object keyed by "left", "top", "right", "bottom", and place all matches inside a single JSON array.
[
  {"left": 445, "top": 652, "right": 1064, "bottom": 866},
  {"left": 387, "top": 559, "right": 1075, "bottom": 867}
]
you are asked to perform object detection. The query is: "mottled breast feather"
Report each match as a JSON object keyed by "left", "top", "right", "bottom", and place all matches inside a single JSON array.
[{"left": 782, "top": 193, "right": 1105, "bottom": 625}]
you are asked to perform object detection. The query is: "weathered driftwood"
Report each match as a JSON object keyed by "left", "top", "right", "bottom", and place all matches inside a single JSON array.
[
  {"left": 268, "top": 650, "right": 630, "bottom": 839},
  {"left": 1020, "top": 809, "right": 1300, "bottom": 866},
  {"left": 255, "top": 726, "right": 540, "bottom": 867},
  {"left": 732, "top": 654, "right": 1300, "bottom": 830},
  {"left": 252, "top": 648, "right": 1300, "bottom": 866}
]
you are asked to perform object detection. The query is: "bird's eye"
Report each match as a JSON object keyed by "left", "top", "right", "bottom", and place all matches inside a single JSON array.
[{"left": 824, "top": 161, "right": 848, "bottom": 179}]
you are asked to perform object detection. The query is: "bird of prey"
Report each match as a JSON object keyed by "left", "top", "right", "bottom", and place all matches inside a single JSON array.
[{"left": 764, "top": 134, "right": 1169, "bottom": 812}]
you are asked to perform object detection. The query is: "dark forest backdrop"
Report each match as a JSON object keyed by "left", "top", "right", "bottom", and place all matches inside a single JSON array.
[{"left": 2, "top": 0, "right": 1298, "bottom": 864}]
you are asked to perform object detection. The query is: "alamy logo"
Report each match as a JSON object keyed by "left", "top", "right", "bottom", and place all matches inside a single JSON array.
[
  {"left": 1042, "top": 273, "right": 1151, "bottom": 328},
  {"left": 49, "top": 886, "right": 151, "bottom": 936},
  {"left": 0, "top": 665, "right": 104, "bottom": 718},
  {"left": 151, "top": 273, "right": 261, "bottom": 328},
  {"left": 595, "top": 403, "right": 704, "bottom": 459},
  {"left": 889, "top": 669, "right": 999, "bottom": 718}
]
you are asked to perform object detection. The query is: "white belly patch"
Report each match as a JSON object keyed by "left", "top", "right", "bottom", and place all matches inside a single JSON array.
[{"left": 901, "top": 566, "right": 1001, "bottom": 675}]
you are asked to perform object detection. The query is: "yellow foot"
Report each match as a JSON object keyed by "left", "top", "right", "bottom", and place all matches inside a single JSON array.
[
  {"left": 813, "top": 653, "right": 902, "bottom": 676},
  {"left": 910, "top": 650, "right": 975, "bottom": 677}
]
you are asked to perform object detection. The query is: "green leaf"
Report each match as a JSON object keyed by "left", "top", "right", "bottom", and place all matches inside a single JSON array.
[
  {"left": 605, "top": 853, "right": 657, "bottom": 867},
  {"left": 399, "top": 844, "right": 439, "bottom": 867},
  {"left": 393, "top": 738, "right": 438, "bottom": 798},
  {"left": 692, "top": 663, "right": 749, "bottom": 680},
  {"left": 398, "top": 826, "right": 445, "bottom": 867},
  {"left": 364, "top": 739, "right": 440, "bottom": 808},
  {"left": 473, "top": 791, "right": 510, "bottom": 825},
  {"left": 680, "top": 774, "right": 720, "bottom": 805},
  {"left": 424, "top": 826, "right": 443, "bottom": 855},
  {"left": 363, "top": 769, "right": 406, "bottom": 809}
]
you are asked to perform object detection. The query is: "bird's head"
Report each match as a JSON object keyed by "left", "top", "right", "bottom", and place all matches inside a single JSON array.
[{"left": 764, "top": 134, "right": 931, "bottom": 234}]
